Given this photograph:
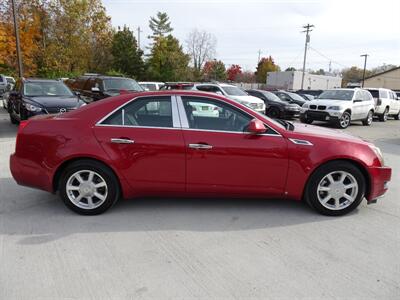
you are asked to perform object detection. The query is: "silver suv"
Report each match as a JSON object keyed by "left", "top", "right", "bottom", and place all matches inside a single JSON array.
[{"left": 300, "top": 88, "right": 375, "bottom": 129}]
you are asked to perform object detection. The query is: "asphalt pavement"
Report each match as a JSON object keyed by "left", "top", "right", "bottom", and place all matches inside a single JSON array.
[{"left": 0, "top": 105, "right": 399, "bottom": 299}]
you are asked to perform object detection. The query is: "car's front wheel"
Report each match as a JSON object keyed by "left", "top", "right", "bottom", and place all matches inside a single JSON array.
[
  {"left": 300, "top": 115, "right": 313, "bottom": 124},
  {"left": 305, "top": 161, "right": 366, "bottom": 216},
  {"left": 59, "top": 160, "right": 120, "bottom": 215},
  {"left": 267, "top": 107, "right": 281, "bottom": 119},
  {"left": 336, "top": 112, "right": 351, "bottom": 129}
]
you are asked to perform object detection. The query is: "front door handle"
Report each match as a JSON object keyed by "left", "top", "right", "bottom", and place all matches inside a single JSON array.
[
  {"left": 110, "top": 138, "right": 135, "bottom": 144},
  {"left": 188, "top": 143, "right": 213, "bottom": 150}
]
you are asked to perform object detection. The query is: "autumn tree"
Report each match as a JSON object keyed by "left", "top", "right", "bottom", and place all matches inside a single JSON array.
[
  {"left": 341, "top": 66, "right": 372, "bottom": 87},
  {"left": 146, "top": 34, "right": 190, "bottom": 81},
  {"left": 111, "top": 26, "right": 144, "bottom": 79},
  {"left": 226, "top": 64, "right": 242, "bottom": 81},
  {"left": 185, "top": 29, "right": 216, "bottom": 80},
  {"left": 255, "top": 56, "right": 280, "bottom": 83},
  {"left": 202, "top": 60, "right": 226, "bottom": 81},
  {"left": 148, "top": 12, "right": 173, "bottom": 40}
]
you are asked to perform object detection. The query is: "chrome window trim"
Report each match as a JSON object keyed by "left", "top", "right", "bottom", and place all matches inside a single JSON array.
[
  {"left": 176, "top": 95, "right": 281, "bottom": 137},
  {"left": 95, "top": 94, "right": 181, "bottom": 128}
]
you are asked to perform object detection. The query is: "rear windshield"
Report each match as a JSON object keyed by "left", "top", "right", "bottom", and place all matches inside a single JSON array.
[{"left": 103, "top": 78, "right": 143, "bottom": 92}]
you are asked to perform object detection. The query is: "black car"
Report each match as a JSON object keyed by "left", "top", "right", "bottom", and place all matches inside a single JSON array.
[
  {"left": 66, "top": 75, "right": 143, "bottom": 102},
  {"left": 8, "top": 78, "right": 86, "bottom": 124},
  {"left": 271, "top": 90, "right": 308, "bottom": 107},
  {"left": 246, "top": 89, "right": 301, "bottom": 119}
]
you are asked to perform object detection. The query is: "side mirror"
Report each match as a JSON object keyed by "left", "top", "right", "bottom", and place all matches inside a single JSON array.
[
  {"left": 353, "top": 99, "right": 362, "bottom": 103},
  {"left": 91, "top": 87, "right": 100, "bottom": 93},
  {"left": 215, "top": 91, "right": 223, "bottom": 95},
  {"left": 247, "top": 119, "right": 267, "bottom": 134}
]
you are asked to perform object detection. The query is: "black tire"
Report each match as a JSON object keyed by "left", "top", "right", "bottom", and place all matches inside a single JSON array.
[
  {"left": 300, "top": 115, "right": 313, "bottom": 124},
  {"left": 378, "top": 108, "right": 389, "bottom": 122},
  {"left": 267, "top": 107, "right": 281, "bottom": 119},
  {"left": 335, "top": 112, "right": 351, "bottom": 128},
  {"left": 305, "top": 161, "right": 366, "bottom": 216},
  {"left": 59, "top": 160, "right": 120, "bottom": 215},
  {"left": 394, "top": 110, "right": 400, "bottom": 120},
  {"left": 362, "top": 110, "right": 374, "bottom": 126}
]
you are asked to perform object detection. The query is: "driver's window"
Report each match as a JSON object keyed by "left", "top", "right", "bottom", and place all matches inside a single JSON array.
[
  {"left": 181, "top": 96, "right": 252, "bottom": 132},
  {"left": 101, "top": 96, "right": 173, "bottom": 128}
]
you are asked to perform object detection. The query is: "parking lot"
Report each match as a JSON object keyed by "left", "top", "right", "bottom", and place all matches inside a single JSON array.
[{"left": 0, "top": 105, "right": 399, "bottom": 299}]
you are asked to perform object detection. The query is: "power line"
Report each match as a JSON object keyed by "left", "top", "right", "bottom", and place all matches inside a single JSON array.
[{"left": 308, "top": 46, "right": 348, "bottom": 69}]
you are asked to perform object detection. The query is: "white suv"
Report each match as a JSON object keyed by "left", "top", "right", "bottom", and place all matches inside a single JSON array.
[
  {"left": 300, "top": 88, "right": 375, "bottom": 129},
  {"left": 366, "top": 88, "right": 400, "bottom": 121},
  {"left": 192, "top": 83, "right": 266, "bottom": 114}
]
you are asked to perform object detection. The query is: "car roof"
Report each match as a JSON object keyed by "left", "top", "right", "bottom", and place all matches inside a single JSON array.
[
  {"left": 139, "top": 82, "right": 164, "bottom": 84},
  {"left": 23, "top": 78, "right": 63, "bottom": 83}
]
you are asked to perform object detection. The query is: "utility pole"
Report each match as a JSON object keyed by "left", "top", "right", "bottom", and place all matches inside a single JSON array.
[
  {"left": 257, "top": 49, "right": 262, "bottom": 64},
  {"left": 137, "top": 26, "right": 143, "bottom": 50},
  {"left": 301, "top": 24, "right": 314, "bottom": 90},
  {"left": 360, "top": 54, "right": 369, "bottom": 87},
  {"left": 11, "top": 0, "right": 23, "bottom": 78}
]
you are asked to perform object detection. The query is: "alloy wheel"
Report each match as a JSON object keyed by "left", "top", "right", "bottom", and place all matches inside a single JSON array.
[
  {"left": 340, "top": 114, "right": 350, "bottom": 128},
  {"left": 317, "top": 171, "right": 359, "bottom": 210},
  {"left": 66, "top": 170, "right": 108, "bottom": 209},
  {"left": 367, "top": 111, "right": 373, "bottom": 125}
]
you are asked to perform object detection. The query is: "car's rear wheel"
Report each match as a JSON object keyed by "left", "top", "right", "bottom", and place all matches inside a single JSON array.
[
  {"left": 305, "top": 161, "right": 366, "bottom": 216},
  {"left": 300, "top": 115, "right": 313, "bottom": 124},
  {"left": 336, "top": 112, "right": 351, "bottom": 128},
  {"left": 267, "top": 107, "right": 280, "bottom": 119},
  {"left": 379, "top": 108, "right": 389, "bottom": 122},
  {"left": 59, "top": 160, "right": 120, "bottom": 215},
  {"left": 362, "top": 110, "right": 374, "bottom": 126},
  {"left": 394, "top": 110, "right": 400, "bottom": 120}
]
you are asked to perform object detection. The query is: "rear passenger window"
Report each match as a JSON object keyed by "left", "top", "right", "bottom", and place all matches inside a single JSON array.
[
  {"left": 380, "top": 90, "right": 388, "bottom": 98},
  {"left": 101, "top": 96, "right": 173, "bottom": 128}
]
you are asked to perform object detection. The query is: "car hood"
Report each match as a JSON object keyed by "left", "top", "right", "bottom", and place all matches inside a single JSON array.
[
  {"left": 292, "top": 123, "right": 368, "bottom": 144},
  {"left": 27, "top": 96, "right": 81, "bottom": 108},
  {"left": 229, "top": 95, "right": 264, "bottom": 104},
  {"left": 307, "top": 99, "right": 351, "bottom": 106}
]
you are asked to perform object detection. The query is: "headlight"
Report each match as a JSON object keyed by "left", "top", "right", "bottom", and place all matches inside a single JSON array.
[
  {"left": 302, "top": 103, "right": 309, "bottom": 108},
  {"left": 25, "top": 103, "right": 42, "bottom": 112},
  {"left": 239, "top": 101, "right": 250, "bottom": 107},
  {"left": 369, "top": 145, "right": 384, "bottom": 166},
  {"left": 328, "top": 106, "right": 341, "bottom": 110}
]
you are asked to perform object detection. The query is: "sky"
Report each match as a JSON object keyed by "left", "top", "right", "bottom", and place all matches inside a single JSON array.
[{"left": 103, "top": 0, "right": 400, "bottom": 72}]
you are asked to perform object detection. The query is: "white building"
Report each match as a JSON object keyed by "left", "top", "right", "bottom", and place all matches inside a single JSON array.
[{"left": 266, "top": 71, "right": 342, "bottom": 90}]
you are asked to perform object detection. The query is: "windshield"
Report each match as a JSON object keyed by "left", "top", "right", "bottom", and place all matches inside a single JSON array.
[
  {"left": 222, "top": 86, "right": 248, "bottom": 96},
  {"left": 24, "top": 82, "right": 74, "bottom": 97},
  {"left": 103, "top": 78, "right": 143, "bottom": 92},
  {"left": 140, "top": 83, "right": 157, "bottom": 91},
  {"left": 286, "top": 92, "right": 306, "bottom": 102},
  {"left": 317, "top": 90, "right": 354, "bottom": 100},
  {"left": 264, "top": 91, "right": 286, "bottom": 103}
]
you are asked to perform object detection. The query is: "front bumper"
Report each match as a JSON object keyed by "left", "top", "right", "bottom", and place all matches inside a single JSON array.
[
  {"left": 282, "top": 109, "right": 300, "bottom": 118},
  {"left": 300, "top": 110, "right": 341, "bottom": 122},
  {"left": 367, "top": 166, "right": 392, "bottom": 202}
]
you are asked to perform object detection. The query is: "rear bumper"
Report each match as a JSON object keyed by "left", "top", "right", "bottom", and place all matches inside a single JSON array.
[
  {"left": 367, "top": 166, "right": 392, "bottom": 202},
  {"left": 10, "top": 153, "right": 53, "bottom": 192}
]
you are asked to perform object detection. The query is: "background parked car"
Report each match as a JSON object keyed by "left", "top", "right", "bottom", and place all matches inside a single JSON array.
[
  {"left": 66, "top": 75, "right": 143, "bottom": 102},
  {"left": 139, "top": 81, "right": 165, "bottom": 91},
  {"left": 0, "top": 74, "right": 10, "bottom": 98},
  {"left": 192, "top": 83, "right": 266, "bottom": 114},
  {"left": 365, "top": 88, "right": 400, "bottom": 121},
  {"left": 272, "top": 90, "right": 308, "bottom": 107},
  {"left": 8, "top": 78, "right": 86, "bottom": 124},
  {"left": 160, "top": 82, "right": 195, "bottom": 90},
  {"left": 300, "top": 88, "right": 375, "bottom": 129},
  {"left": 246, "top": 89, "right": 300, "bottom": 119}
]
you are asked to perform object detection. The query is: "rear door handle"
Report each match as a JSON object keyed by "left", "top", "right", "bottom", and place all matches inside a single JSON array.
[
  {"left": 110, "top": 138, "right": 135, "bottom": 144},
  {"left": 188, "top": 143, "right": 213, "bottom": 150}
]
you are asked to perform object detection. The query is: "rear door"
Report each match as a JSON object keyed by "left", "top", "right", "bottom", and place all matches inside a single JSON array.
[
  {"left": 177, "top": 95, "right": 288, "bottom": 197},
  {"left": 93, "top": 95, "right": 186, "bottom": 194}
]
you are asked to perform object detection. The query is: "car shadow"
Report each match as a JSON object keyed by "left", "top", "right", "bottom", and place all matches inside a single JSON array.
[{"left": 0, "top": 178, "right": 358, "bottom": 245}]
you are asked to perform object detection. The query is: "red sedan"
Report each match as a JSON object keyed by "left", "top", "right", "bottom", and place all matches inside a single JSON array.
[{"left": 10, "top": 91, "right": 391, "bottom": 216}]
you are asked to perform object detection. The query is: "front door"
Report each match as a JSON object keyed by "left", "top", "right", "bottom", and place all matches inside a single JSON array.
[
  {"left": 178, "top": 95, "right": 288, "bottom": 197},
  {"left": 93, "top": 95, "right": 186, "bottom": 194}
]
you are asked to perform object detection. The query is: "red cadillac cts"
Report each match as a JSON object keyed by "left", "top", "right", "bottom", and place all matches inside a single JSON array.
[{"left": 10, "top": 91, "right": 391, "bottom": 216}]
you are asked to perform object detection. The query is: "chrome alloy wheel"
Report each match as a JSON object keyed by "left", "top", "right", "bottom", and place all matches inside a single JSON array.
[
  {"left": 367, "top": 111, "right": 373, "bottom": 124},
  {"left": 66, "top": 170, "right": 108, "bottom": 209},
  {"left": 340, "top": 114, "right": 350, "bottom": 128},
  {"left": 317, "top": 171, "right": 359, "bottom": 210}
]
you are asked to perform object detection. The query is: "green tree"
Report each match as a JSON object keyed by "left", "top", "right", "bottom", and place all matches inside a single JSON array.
[
  {"left": 146, "top": 35, "right": 190, "bottom": 81},
  {"left": 256, "top": 56, "right": 280, "bottom": 83},
  {"left": 311, "top": 68, "right": 326, "bottom": 75},
  {"left": 202, "top": 60, "right": 226, "bottom": 81},
  {"left": 341, "top": 66, "right": 372, "bottom": 87},
  {"left": 111, "top": 25, "right": 144, "bottom": 79},
  {"left": 148, "top": 12, "right": 173, "bottom": 39},
  {"left": 285, "top": 67, "right": 296, "bottom": 71}
]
